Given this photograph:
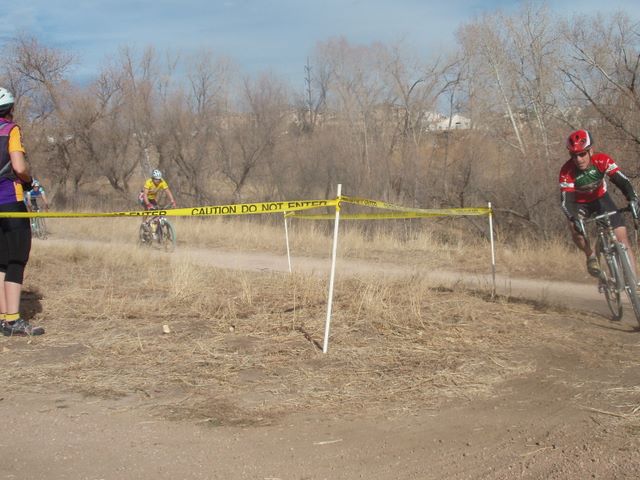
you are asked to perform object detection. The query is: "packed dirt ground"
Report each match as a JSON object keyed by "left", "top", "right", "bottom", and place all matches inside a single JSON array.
[{"left": 2, "top": 226, "right": 640, "bottom": 479}]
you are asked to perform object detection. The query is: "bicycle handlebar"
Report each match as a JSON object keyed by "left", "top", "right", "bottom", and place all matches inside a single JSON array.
[
  {"left": 148, "top": 204, "right": 175, "bottom": 212},
  {"left": 574, "top": 205, "right": 639, "bottom": 247},
  {"left": 581, "top": 205, "right": 633, "bottom": 225}
]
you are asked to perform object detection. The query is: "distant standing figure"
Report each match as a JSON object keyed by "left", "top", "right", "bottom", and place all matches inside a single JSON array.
[{"left": 0, "top": 87, "right": 44, "bottom": 336}]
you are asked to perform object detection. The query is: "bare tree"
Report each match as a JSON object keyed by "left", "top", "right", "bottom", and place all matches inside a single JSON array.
[
  {"left": 315, "top": 39, "right": 389, "bottom": 188},
  {"left": 503, "top": 2, "right": 563, "bottom": 163},
  {"left": 0, "top": 35, "right": 86, "bottom": 203},
  {"left": 216, "top": 72, "right": 290, "bottom": 201},
  {"left": 294, "top": 57, "right": 330, "bottom": 134},
  {"left": 164, "top": 50, "right": 233, "bottom": 205},
  {"left": 381, "top": 43, "right": 456, "bottom": 204},
  {"left": 458, "top": 14, "right": 527, "bottom": 154},
  {"left": 560, "top": 12, "right": 640, "bottom": 155}
]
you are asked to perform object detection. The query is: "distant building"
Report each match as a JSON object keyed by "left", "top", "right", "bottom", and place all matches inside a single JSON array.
[{"left": 424, "top": 112, "right": 471, "bottom": 131}]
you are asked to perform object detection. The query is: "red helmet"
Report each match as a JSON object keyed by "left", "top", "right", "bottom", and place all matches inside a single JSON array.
[{"left": 566, "top": 130, "right": 593, "bottom": 154}]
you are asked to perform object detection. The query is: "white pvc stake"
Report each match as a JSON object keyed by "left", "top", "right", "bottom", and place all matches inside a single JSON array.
[
  {"left": 488, "top": 201, "right": 496, "bottom": 298},
  {"left": 284, "top": 213, "right": 292, "bottom": 273},
  {"left": 322, "top": 183, "right": 342, "bottom": 354}
]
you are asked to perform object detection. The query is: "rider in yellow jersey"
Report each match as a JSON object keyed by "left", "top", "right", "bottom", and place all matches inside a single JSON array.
[
  {"left": 140, "top": 169, "right": 177, "bottom": 210},
  {"left": 138, "top": 169, "right": 176, "bottom": 241}
]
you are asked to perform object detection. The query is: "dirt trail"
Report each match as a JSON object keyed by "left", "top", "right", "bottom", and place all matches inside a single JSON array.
[
  {"left": 47, "top": 237, "right": 610, "bottom": 315},
  {"left": 171, "top": 244, "right": 618, "bottom": 321},
  {"left": 3, "top": 239, "right": 640, "bottom": 479}
]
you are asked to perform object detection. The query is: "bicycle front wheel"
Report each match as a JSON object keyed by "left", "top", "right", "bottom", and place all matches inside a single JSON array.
[
  {"left": 30, "top": 218, "right": 38, "bottom": 238},
  {"left": 36, "top": 217, "right": 48, "bottom": 239},
  {"left": 138, "top": 223, "right": 151, "bottom": 247},
  {"left": 615, "top": 243, "right": 640, "bottom": 328},
  {"left": 596, "top": 241, "right": 623, "bottom": 321},
  {"left": 160, "top": 219, "right": 176, "bottom": 252}
]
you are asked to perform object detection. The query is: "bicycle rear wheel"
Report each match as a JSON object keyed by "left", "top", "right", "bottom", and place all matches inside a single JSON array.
[
  {"left": 596, "top": 242, "right": 623, "bottom": 321},
  {"left": 616, "top": 243, "right": 640, "bottom": 328},
  {"left": 159, "top": 219, "right": 176, "bottom": 252},
  {"left": 31, "top": 217, "right": 47, "bottom": 239}
]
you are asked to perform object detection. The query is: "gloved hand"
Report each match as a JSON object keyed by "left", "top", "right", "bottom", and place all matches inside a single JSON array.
[
  {"left": 571, "top": 217, "right": 586, "bottom": 237},
  {"left": 630, "top": 198, "right": 639, "bottom": 219},
  {"left": 21, "top": 179, "right": 33, "bottom": 193}
]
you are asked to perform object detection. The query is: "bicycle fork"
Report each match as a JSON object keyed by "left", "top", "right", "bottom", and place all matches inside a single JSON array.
[{"left": 597, "top": 233, "right": 624, "bottom": 295}]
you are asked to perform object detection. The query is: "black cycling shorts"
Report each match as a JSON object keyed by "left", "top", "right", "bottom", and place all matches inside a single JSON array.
[
  {"left": 576, "top": 192, "right": 626, "bottom": 229},
  {"left": 0, "top": 201, "right": 32, "bottom": 284}
]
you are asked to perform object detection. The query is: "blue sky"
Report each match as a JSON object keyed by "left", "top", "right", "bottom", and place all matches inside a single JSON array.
[{"left": 3, "top": 0, "right": 640, "bottom": 87}]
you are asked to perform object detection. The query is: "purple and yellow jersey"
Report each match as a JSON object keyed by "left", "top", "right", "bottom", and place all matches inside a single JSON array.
[
  {"left": 0, "top": 119, "right": 26, "bottom": 204},
  {"left": 143, "top": 178, "right": 169, "bottom": 201}
]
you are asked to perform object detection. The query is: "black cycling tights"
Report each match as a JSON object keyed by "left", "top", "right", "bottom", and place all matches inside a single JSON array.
[{"left": 0, "top": 202, "right": 31, "bottom": 284}]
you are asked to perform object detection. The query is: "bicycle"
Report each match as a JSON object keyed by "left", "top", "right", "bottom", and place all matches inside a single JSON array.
[
  {"left": 138, "top": 205, "right": 176, "bottom": 252},
  {"left": 581, "top": 205, "right": 640, "bottom": 327},
  {"left": 30, "top": 207, "right": 48, "bottom": 240}
]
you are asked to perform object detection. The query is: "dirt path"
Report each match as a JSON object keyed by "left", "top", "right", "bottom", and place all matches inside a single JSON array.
[
  {"left": 172, "top": 244, "right": 620, "bottom": 321},
  {"left": 3, "top": 240, "right": 640, "bottom": 479}
]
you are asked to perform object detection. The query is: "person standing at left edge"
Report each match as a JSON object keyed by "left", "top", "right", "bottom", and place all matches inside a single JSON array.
[{"left": 0, "top": 87, "right": 44, "bottom": 336}]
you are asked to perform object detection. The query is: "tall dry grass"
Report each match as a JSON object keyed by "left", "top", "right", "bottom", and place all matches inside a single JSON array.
[
  {"left": 0, "top": 232, "right": 615, "bottom": 424},
  {"left": 45, "top": 213, "right": 586, "bottom": 282}
]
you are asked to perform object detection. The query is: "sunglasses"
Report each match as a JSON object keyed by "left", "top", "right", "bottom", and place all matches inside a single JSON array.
[{"left": 571, "top": 151, "right": 589, "bottom": 159}]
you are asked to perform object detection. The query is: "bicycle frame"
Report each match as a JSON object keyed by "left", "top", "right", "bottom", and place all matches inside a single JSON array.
[
  {"left": 138, "top": 204, "right": 176, "bottom": 252},
  {"left": 582, "top": 206, "right": 640, "bottom": 326},
  {"left": 29, "top": 206, "right": 48, "bottom": 240},
  {"left": 142, "top": 204, "right": 170, "bottom": 232}
]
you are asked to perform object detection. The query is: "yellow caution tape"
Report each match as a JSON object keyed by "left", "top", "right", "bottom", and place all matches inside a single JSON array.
[
  {"left": 187, "top": 199, "right": 336, "bottom": 217},
  {"left": 339, "top": 196, "right": 491, "bottom": 216},
  {"left": 0, "top": 198, "right": 338, "bottom": 218},
  {"left": 287, "top": 211, "right": 481, "bottom": 220},
  {"left": 0, "top": 195, "right": 490, "bottom": 220}
]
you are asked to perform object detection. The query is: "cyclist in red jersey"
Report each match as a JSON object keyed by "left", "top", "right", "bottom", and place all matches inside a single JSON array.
[{"left": 559, "top": 129, "right": 639, "bottom": 277}]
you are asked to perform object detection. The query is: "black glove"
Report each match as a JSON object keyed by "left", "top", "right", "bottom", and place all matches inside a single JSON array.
[
  {"left": 571, "top": 217, "right": 586, "bottom": 237},
  {"left": 21, "top": 179, "right": 33, "bottom": 192},
  {"left": 630, "top": 198, "right": 639, "bottom": 219}
]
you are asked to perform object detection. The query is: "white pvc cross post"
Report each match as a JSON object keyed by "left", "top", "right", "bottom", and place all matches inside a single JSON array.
[
  {"left": 283, "top": 213, "right": 292, "bottom": 273},
  {"left": 488, "top": 202, "right": 496, "bottom": 298},
  {"left": 322, "top": 183, "right": 342, "bottom": 354}
]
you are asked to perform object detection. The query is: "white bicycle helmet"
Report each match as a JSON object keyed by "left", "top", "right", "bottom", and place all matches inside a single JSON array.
[
  {"left": 0, "top": 87, "right": 15, "bottom": 115},
  {"left": 151, "top": 169, "right": 162, "bottom": 180}
]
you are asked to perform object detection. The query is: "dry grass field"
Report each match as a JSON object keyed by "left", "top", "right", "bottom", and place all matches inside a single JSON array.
[
  {"left": 55, "top": 214, "right": 587, "bottom": 281},
  {"left": 3, "top": 216, "right": 640, "bottom": 479}
]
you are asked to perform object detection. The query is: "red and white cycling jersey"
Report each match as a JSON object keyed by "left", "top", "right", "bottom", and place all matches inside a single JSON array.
[{"left": 559, "top": 152, "right": 620, "bottom": 203}]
